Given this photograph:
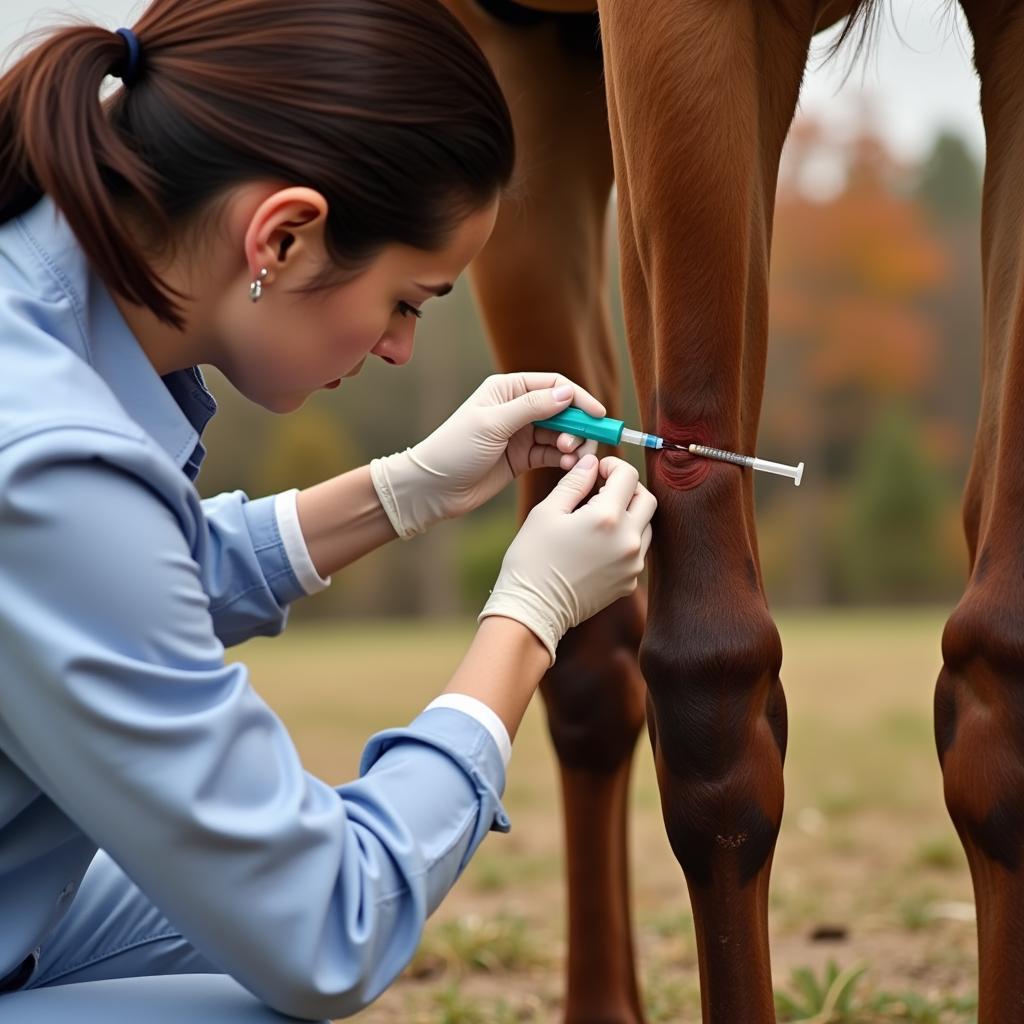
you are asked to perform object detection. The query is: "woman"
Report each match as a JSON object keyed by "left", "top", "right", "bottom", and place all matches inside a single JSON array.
[{"left": 0, "top": 0, "right": 656, "bottom": 1020}]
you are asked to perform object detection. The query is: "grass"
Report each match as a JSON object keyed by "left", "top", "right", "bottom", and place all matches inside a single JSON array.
[
  {"left": 899, "top": 890, "right": 941, "bottom": 932},
  {"left": 774, "top": 960, "right": 977, "bottom": 1023},
  {"left": 643, "top": 968, "right": 702, "bottom": 1021},
  {"left": 464, "top": 851, "right": 561, "bottom": 894},
  {"left": 913, "top": 836, "right": 964, "bottom": 871},
  {"left": 232, "top": 608, "right": 979, "bottom": 1021},
  {"left": 775, "top": 960, "right": 871, "bottom": 1021},
  {"left": 410, "top": 913, "right": 548, "bottom": 977}
]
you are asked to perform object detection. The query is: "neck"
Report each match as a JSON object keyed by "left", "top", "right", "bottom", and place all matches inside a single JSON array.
[{"left": 113, "top": 291, "right": 212, "bottom": 377}]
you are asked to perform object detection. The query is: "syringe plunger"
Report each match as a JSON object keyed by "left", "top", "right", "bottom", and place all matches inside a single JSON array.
[{"left": 687, "top": 444, "right": 804, "bottom": 486}]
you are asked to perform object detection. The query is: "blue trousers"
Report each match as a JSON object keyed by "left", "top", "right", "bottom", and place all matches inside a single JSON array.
[{"left": 0, "top": 851, "right": 329, "bottom": 1023}]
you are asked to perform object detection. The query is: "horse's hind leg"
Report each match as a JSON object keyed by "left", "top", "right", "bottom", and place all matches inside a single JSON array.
[
  {"left": 938, "top": 6, "right": 1024, "bottom": 1019},
  {"left": 598, "top": 2, "right": 823, "bottom": 1020},
  {"left": 443, "top": 4, "right": 647, "bottom": 1021}
]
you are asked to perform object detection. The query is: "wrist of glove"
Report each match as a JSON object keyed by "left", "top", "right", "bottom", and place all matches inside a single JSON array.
[
  {"left": 370, "top": 447, "right": 450, "bottom": 540},
  {"left": 478, "top": 454, "right": 656, "bottom": 667}
]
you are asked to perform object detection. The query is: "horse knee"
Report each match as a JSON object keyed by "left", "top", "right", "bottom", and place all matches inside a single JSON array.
[
  {"left": 640, "top": 602, "right": 785, "bottom": 771},
  {"left": 640, "top": 603, "right": 786, "bottom": 886},
  {"left": 937, "top": 587, "right": 1024, "bottom": 871}
]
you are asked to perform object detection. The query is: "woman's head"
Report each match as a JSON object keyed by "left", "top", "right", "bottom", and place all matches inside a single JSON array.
[{"left": 0, "top": 0, "right": 514, "bottom": 410}]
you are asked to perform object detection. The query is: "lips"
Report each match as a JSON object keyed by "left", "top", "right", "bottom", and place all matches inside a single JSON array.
[{"left": 325, "top": 379, "right": 341, "bottom": 390}]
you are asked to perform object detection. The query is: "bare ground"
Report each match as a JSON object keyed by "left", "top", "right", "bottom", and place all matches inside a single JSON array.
[{"left": 238, "top": 607, "right": 977, "bottom": 1022}]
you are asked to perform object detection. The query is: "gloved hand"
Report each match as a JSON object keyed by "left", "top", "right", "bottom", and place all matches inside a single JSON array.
[
  {"left": 370, "top": 372, "right": 606, "bottom": 539},
  {"left": 478, "top": 454, "right": 656, "bottom": 667}
]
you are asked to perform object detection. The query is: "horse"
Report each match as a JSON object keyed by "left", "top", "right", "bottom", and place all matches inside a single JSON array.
[{"left": 438, "top": 2, "right": 1023, "bottom": 1021}]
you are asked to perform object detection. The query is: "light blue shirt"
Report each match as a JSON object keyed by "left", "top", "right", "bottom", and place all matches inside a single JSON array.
[{"left": 0, "top": 196, "right": 511, "bottom": 1019}]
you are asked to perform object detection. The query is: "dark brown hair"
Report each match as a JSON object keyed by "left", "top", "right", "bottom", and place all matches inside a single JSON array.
[{"left": 0, "top": 0, "right": 515, "bottom": 328}]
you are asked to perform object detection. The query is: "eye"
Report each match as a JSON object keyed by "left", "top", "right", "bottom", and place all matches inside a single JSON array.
[{"left": 396, "top": 301, "right": 423, "bottom": 320}]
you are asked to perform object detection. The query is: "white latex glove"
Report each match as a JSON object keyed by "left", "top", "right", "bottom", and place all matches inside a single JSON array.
[
  {"left": 370, "top": 372, "right": 607, "bottom": 540},
  {"left": 478, "top": 454, "right": 656, "bottom": 667}
]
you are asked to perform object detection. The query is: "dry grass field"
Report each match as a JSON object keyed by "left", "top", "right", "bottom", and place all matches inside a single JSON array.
[{"left": 233, "top": 608, "right": 978, "bottom": 1022}]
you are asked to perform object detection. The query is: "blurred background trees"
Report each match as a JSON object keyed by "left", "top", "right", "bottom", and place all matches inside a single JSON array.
[{"left": 197, "top": 117, "right": 984, "bottom": 621}]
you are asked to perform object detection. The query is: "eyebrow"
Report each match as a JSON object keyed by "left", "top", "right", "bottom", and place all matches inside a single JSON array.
[{"left": 413, "top": 281, "right": 454, "bottom": 298}]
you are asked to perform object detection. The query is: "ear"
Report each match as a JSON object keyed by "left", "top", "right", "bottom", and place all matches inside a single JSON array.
[{"left": 243, "top": 187, "right": 328, "bottom": 284}]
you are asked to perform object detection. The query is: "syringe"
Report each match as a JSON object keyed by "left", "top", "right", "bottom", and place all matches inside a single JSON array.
[{"left": 533, "top": 407, "right": 804, "bottom": 486}]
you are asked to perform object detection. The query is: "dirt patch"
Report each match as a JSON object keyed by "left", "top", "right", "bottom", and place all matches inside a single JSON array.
[{"left": 243, "top": 608, "right": 976, "bottom": 1022}]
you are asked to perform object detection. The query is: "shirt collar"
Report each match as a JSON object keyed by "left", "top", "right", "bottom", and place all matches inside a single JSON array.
[{"left": 18, "top": 197, "right": 218, "bottom": 481}]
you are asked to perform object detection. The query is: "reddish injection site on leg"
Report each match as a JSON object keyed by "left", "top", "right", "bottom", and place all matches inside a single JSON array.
[{"left": 652, "top": 415, "right": 718, "bottom": 489}]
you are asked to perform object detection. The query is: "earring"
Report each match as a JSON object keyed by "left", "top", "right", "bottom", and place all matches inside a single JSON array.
[{"left": 249, "top": 267, "right": 269, "bottom": 303}]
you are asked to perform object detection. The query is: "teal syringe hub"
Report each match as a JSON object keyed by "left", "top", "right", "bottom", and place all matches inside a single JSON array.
[{"left": 532, "top": 407, "right": 625, "bottom": 446}]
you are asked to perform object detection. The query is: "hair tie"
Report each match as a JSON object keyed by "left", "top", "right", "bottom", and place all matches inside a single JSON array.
[{"left": 113, "top": 27, "right": 143, "bottom": 88}]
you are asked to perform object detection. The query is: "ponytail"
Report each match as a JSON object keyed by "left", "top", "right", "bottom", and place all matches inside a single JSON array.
[
  {"left": 0, "top": 1, "right": 516, "bottom": 331},
  {"left": 0, "top": 25, "right": 182, "bottom": 325}
]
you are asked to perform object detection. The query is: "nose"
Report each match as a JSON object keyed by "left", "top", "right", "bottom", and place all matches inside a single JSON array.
[{"left": 372, "top": 325, "right": 415, "bottom": 367}]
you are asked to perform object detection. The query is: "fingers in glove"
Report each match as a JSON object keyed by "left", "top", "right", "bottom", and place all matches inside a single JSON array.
[
  {"left": 639, "top": 523, "right": 653, "bottom": 560},
  {"left": 532, "top": 427, "right": 587, "bottom": 454},
  {"left": 511, "top": 371, "right": 606, "bottom": 420},
  {"left": 588, "top": 456, "right": 641, "bottom": 512},
  {"left": 545, "top": 452, "right": 600, "bottom": 512},
  {"left": 531, "top": 431, "right": 598, "bottom": 471},
  {"left": 626, "top": 482, "right": 658, "bottom": 526},
  {"left": 533, "top": 444, "right": 586, "bottom": 471},
  {"left": 532, "top": 427, "right": 562, "bottom": 446},
  {"left": 558, "top": 438, "right": 598, "bottom": 469}
]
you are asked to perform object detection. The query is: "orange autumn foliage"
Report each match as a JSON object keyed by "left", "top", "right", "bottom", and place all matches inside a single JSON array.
[{"left": 770, "top": 123, "right": 950, "bottom": 403}]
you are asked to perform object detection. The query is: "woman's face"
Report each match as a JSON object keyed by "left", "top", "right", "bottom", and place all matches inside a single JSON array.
[{"left": 212, "top": 191, "right": 499, "bottom": 413}]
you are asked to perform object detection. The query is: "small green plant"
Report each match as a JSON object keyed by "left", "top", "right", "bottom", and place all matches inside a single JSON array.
[
  {"left": 775, "top": 960, "right": 869, "bottom": 1022},
  {"left": 775, "top": 961, "right": 977, "bottom": 1023}
]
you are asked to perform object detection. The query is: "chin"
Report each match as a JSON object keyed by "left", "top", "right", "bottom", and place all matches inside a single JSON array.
[
  {"left": 265, "top": 393, "right": 310, "bottom": 414},
  {"left": 241, "top": 387, "right": 310, "bottom": 415}
]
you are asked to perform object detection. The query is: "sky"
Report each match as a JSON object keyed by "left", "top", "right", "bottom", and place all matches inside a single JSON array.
[
  {"left": 801, "top": 1, "right": 981, "bottom": 158},
  {"left": 0, "top": 0, "right": 985, "bottom": 166}
]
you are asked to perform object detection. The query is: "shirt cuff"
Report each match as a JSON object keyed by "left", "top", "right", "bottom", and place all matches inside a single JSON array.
[
  {"left": 423, "top": 693, "right": 512, "bottom": 771},
  {"left": 274, "top": 489, "right": 331, "bottom": 596}
]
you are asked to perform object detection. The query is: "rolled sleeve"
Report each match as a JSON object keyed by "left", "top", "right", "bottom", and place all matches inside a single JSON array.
[
  {"left": 421, "top": 695, "right": 513, "bottom": 771},
  {"left": 200, "top": 490, "right": 307, "bottom": 644},
  {"left": 0, "top": 433, "right": 511, "bottom": 1021}
]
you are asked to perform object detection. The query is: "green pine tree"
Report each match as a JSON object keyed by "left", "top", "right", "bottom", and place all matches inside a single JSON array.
[{"left": 837, "top": 405, "right": 950, "bottom": 603}]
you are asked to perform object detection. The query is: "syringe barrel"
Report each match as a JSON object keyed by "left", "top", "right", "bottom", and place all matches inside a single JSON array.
[{"left": 533, "top": 407, "right": 625, "bottom": 446}]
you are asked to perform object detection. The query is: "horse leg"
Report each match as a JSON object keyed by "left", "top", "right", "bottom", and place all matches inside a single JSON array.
[
  {"left": 597, "top": 2, "right": 830, "bottom": 1019},
  {"left": 443, "top": 4, "right": 647, "bottom": 1020},
  {"left": 937, "top": 6, "right": 1024, "bottom": 1019}
]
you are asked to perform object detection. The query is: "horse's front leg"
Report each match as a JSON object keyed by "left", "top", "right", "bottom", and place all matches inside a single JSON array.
[
  {"left": 598, "top": 2, "right": 823, "bottom": 1019},
  {"left": 938, "top": 6, "right": 1024, "bottom": 1019}
]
